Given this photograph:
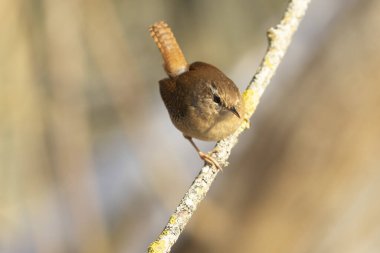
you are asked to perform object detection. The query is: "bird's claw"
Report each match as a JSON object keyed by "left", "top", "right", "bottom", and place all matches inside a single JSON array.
[{"left": 198, "top": 151, "right": 222, "bottom": 170}]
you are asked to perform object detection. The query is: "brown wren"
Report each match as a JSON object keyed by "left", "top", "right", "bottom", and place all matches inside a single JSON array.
[{"left": 149, "top": 21, "right": 244, "bottom": 169}]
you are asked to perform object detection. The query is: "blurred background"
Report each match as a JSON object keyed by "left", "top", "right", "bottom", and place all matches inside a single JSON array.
[{"left": 1, "top": 0, "right": 380, "bottom": 252}]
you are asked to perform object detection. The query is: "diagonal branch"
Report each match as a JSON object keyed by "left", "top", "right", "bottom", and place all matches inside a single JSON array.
[{"left": 148, "top": 0, "right": 311, "bottom": 252}]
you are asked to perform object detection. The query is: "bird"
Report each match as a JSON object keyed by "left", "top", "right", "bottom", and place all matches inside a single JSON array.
[{"left": 149, "top": 21, "right": 244, "bottom": 169}]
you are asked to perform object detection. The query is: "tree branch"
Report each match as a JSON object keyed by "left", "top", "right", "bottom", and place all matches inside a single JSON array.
[{"left": 148, "top": 0, "right": 311, "bottom": 252}]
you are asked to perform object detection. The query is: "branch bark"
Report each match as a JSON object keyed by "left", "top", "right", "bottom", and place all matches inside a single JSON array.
[{"left": 148, "top": 0, "right": 311, "bottom": 252}]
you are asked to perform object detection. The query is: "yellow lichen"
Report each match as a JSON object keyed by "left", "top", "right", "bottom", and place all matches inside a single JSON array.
[
  {"left": 242, "top": 89, "right": 256, "bottom": 117},
  {"left": 169, "top": 215, "right": 177, "bottom": 224},
  {"left": 264, "top": 56, "right": 274, "bottom": 69},
  {"left": 148, "top": 239, "right": 167, "bottom": 253}
]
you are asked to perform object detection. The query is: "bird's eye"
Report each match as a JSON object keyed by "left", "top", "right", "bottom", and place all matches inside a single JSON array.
[{"left": 213, "top": 94, "right": 222, "bottom": 105}]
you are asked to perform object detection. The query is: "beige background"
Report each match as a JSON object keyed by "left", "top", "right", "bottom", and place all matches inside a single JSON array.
[{"left": 1, "top": 0, "right": 379, "bottom": 252}]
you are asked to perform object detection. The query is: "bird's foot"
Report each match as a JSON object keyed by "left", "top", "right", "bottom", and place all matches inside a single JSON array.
[{"left": 198, "top": 151, "right": 222, "bottom": 170}]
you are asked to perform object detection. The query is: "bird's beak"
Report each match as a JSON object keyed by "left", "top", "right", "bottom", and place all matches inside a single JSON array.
[{"left": 229, "top": 107, "right": 240, "bottom": 118}]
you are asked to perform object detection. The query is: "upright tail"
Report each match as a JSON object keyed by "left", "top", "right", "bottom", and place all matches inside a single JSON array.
[{"left": 149, "top": 21, "right": 189, "bottom": 78}]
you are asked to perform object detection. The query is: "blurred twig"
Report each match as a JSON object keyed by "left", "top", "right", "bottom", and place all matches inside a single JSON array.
[{"left": 148, "top": 0, "right": 311, "bottom": 252}]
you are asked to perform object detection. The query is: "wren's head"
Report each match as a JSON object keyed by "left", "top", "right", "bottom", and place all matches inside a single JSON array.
[
  {"left": 208, "top": 76, "right": 241, "bottom": 119},
  {"left": 187, "top": 62, "right": 243, "bottom": 120},
  {"left": 159, "top": 61, "right": 245, "bottom": 141}
]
